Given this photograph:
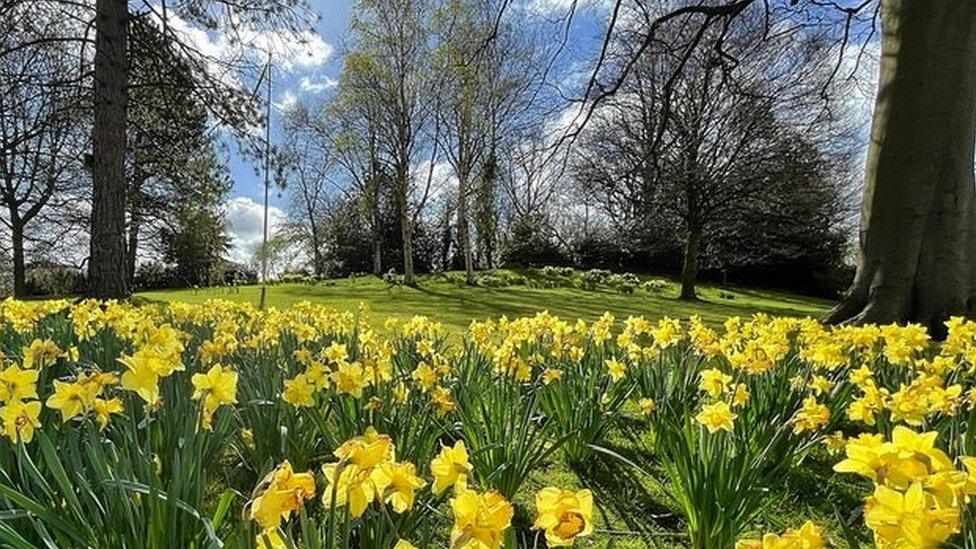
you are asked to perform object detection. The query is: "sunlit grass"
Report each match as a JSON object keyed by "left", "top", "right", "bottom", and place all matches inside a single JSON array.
[{"left": 138, "top": 271, "right": 832, "bottom": 333}]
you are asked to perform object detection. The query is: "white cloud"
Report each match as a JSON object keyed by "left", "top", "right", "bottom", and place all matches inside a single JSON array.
[
  {"left": 275, "top": 90, "right": 300, "bottom": 113},
  {"left": 299, "top": 75, "right": 338, "bottom": 93},
  {"left": 236, "top": 26, "right": 334, "bottom": 71},
  {"left": 223, "top": 196, "right": 286, "bottom": 264},
  {"left": 522, "top": 0, "right": 609, "bottom": 17},
  {"left": 154, "top": 10, "right": 333, "bottom": 74}
]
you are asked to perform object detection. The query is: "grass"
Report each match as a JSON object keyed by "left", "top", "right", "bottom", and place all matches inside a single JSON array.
[{"left": 138, "top": 271, "right": 832, "bottom": 333}]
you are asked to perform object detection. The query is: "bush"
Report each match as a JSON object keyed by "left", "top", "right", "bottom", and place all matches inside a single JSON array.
[
  {"left": 24, "top": 264, "right": 85, "bottom": 296},
  {"left": 641, "top": 279, "right": 670, "bottom": 293},
  {"left": 607, "top": 273, "right": 640, "bottom": 293}
]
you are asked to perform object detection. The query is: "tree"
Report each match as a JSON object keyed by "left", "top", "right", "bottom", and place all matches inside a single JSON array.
[
  {"left": 126, "top": 17, "right": 230, "bottom": 287},
  {"left": 88, "top": 0, "right": 130, "bottom": 299},
  {"left": 826, "top": 1, "right": 976, "bottom": 335},
  {"left": 511, "top": 0, "right": 975, "bottom": 329},
  {"left": 85, "top": 0, "right": 314, "bottom": 298},
  {"left": 324, "top": 87, "right": 390, "bottom": 276},
  {"left": 566, "top": 1, "right": 859, "bottom": 300},
  {"left": 280, "top": 110, "right": 331, "bottom": 277},
  {"left": 0, "top": 5, "right": 88, "bottom": 297},
  {"left": 435, "top": 0, "right": 492, "bottom": 284},
  {"left": 345, "top": 0, "right": 438, "bottom": 285},
  {"left": 159, "top": 202, "right": 230, "bottom": 287}
]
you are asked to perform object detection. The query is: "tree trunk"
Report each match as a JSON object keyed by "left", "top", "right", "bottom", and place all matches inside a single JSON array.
[
  {"left": 826, "top": 0, "right": 976, "bottom": 337},
  {"left": 308, "top": 221, "right": 324, "bottom": 278},
  {"left": 372, "top": 233, "right": 382, "bottom": 276},
  {"left": 397, "top": 167, "right": 414, "bottom": 285},
  {"left": 88, "top": 0, "right": 130, "bottom": 299},
  {"left": 679, "top": 223, "right": 701, "bottom": 301},
  {"left": 457, "top": 165, "right": 474, "bottom": 285},
  {"left": 10, "top": 218, "right": 25, "bottom": 298}
]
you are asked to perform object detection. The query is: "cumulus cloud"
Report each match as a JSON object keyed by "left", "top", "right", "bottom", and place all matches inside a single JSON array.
[
  {"left": 222, "top": 196, "right": 286, "bottom": 264},
  {"left": 275, "top": 90, "right": 300, "bottom": 113},
  {"left": 299, "top": 75, "right": 338, "bottom": 93},
  {"left": 521, "top": 0, "right": 609, "bottom": 17},
  {"left": 155, "top": 10, "right": 333, "bottom": 77}
]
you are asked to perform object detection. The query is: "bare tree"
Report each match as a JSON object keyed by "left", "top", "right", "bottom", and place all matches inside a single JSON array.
[
  {"left": 0, "top": 7, "right": 88, "bottom": 297},
  {"left": 345, "top": 0, "right": 439, "bottom": 285},
  {"left": 280, "top": 105, "right": 333, "bottom": 277},
  {"left": 573, "top": 2, "right": 857, "bottom": 299}
]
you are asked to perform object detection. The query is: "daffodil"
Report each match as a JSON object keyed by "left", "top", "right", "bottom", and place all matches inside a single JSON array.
[
  {"left": 451, "top": 489, "right": 514, "bottom": 549},
  {"left": 282, "top": 374, "right": 316, "bottom": 407},
  {"left": 792, "top": 396, "right": 830, "bottom": 434},
  {"left": 431, "top": 440, "right": 473, "bottom": 494},
  {"left": 698, "top": 368, "right": 732, "bottom": 398},
  {"left": 0, "top": 399, "right": 41, "bottom": 443},
  {"left": 864, "top": 483, "right": 959, "bottom": 548},
  {"left": 533, "top": 487, "right": 594, "bottom": 546},
  {"left": 374, "top": 461, "right": 427, "bottom": 513},
  {"left": 696, "top": 401, "right": 736, "bottom": 434},
  {"left": 92, "top": 397, "right": 124, "bottom": 428},
  {"left": 249, "top": 461, "right": 316, "bottom": 529},
  {"left": 331, "top": 361, "right": 368, "bottom": 398},
  {"left": 0, "top": 364, "right": 38, "bottom": 403},
  {"left": 605, "top": 358, "right": 627, "bottom": 382},
  {"left": 45, "top": 380, "right": 97, "bottom": 422},
  {"left": 191, "top": 364, "right": 238, "bottom": 411},
  {"left": 735, "top": 520, "right": 825, "bottom": 548}
]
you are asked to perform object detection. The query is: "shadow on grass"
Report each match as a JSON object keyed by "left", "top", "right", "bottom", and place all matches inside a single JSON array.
[{"left": 570, "top": 439, "right": 684, "bottom": 546}]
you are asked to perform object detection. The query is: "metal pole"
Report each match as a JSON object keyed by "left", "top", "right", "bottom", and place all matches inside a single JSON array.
[{"left": 259, "top": 53, "right": 272, "bottom": 310}]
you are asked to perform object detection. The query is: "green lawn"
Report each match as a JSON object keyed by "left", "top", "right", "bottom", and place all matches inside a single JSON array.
[{"left": 138, "top": 271, "right": 832, "bottom": 332}]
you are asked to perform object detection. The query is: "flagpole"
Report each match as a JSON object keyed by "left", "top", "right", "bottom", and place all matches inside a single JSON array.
[{"left": 259, "top": 52, "right": 272, "bottom": 310}]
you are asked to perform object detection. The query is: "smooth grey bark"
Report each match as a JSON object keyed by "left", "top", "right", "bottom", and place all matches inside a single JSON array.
[
  {"left": 826, "top": 0, "right": 976, "bottom": 336},
  {"left": 88, "top": 0, "right": 130, "bottom": 298},
  {"left": 457, "top": 156, "right": 474, "bottom": 285}
]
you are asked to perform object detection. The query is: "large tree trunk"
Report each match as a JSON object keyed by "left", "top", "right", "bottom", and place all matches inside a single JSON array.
[
  {"left": 826, "top": 0, "right": 976, "bottom": 337},
  {"left": 9, "top": 217, "right": 25, "bottom": 298},
  {"left": 88, "top": 0, "right": 130, "bottom": 299},
  {"left": 679, "top": 222, "right": 701, "bottom": 301}
]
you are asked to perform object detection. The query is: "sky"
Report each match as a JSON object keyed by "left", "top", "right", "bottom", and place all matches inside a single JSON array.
[
  {"left": 217, "top": 0, "right": 608, "bottom": 263},
  {"left": 220, "top": 0, "right": 354, "bottom": 263}
]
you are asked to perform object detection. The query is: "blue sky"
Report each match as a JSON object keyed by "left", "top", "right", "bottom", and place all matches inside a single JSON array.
[
  {"left": 217, "top": 0, "right": 608, "bottom": 262},
  {"left": 224, "top": 0, "right": 354, "bottom": 209}
]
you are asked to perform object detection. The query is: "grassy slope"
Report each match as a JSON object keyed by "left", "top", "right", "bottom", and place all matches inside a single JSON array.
[
  {"left": 138, "top": 272, "right": 832, "bottom": 332},
  {"left": 140, "top": 273, "right": 846, "bottom": 546}
]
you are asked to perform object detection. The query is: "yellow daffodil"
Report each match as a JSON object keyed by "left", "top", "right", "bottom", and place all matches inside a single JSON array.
[
  {"left": 533, "top": 487, "right": 594, "bottom": 546},
  {"left": 249, "top": 460, "right": 316, "bottom": 529},
  {"left": 696, "top": 401, "right": 736, "bottom": 434},
  {"left": 451, "top": 489, "right": 514, "bottom": 549},
  {"left": 0, "top": 399, "right": 41, "bottom": 443},
  {"left": 282, "top": 374, "right": 316, "bottom": 407},
  {"left": 431, "top": 440, "right": 473, "bottom": 494},
  {"left": 699, "top": 368, "right": 732, "bottom": 398},
  {"left": 374, "top": 461, "right": 427, "bottom": 513}
]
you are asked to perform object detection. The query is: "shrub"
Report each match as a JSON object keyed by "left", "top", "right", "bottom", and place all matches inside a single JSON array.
[{"left": 24, "top": 264, "right": 85, "bottom": 296}]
